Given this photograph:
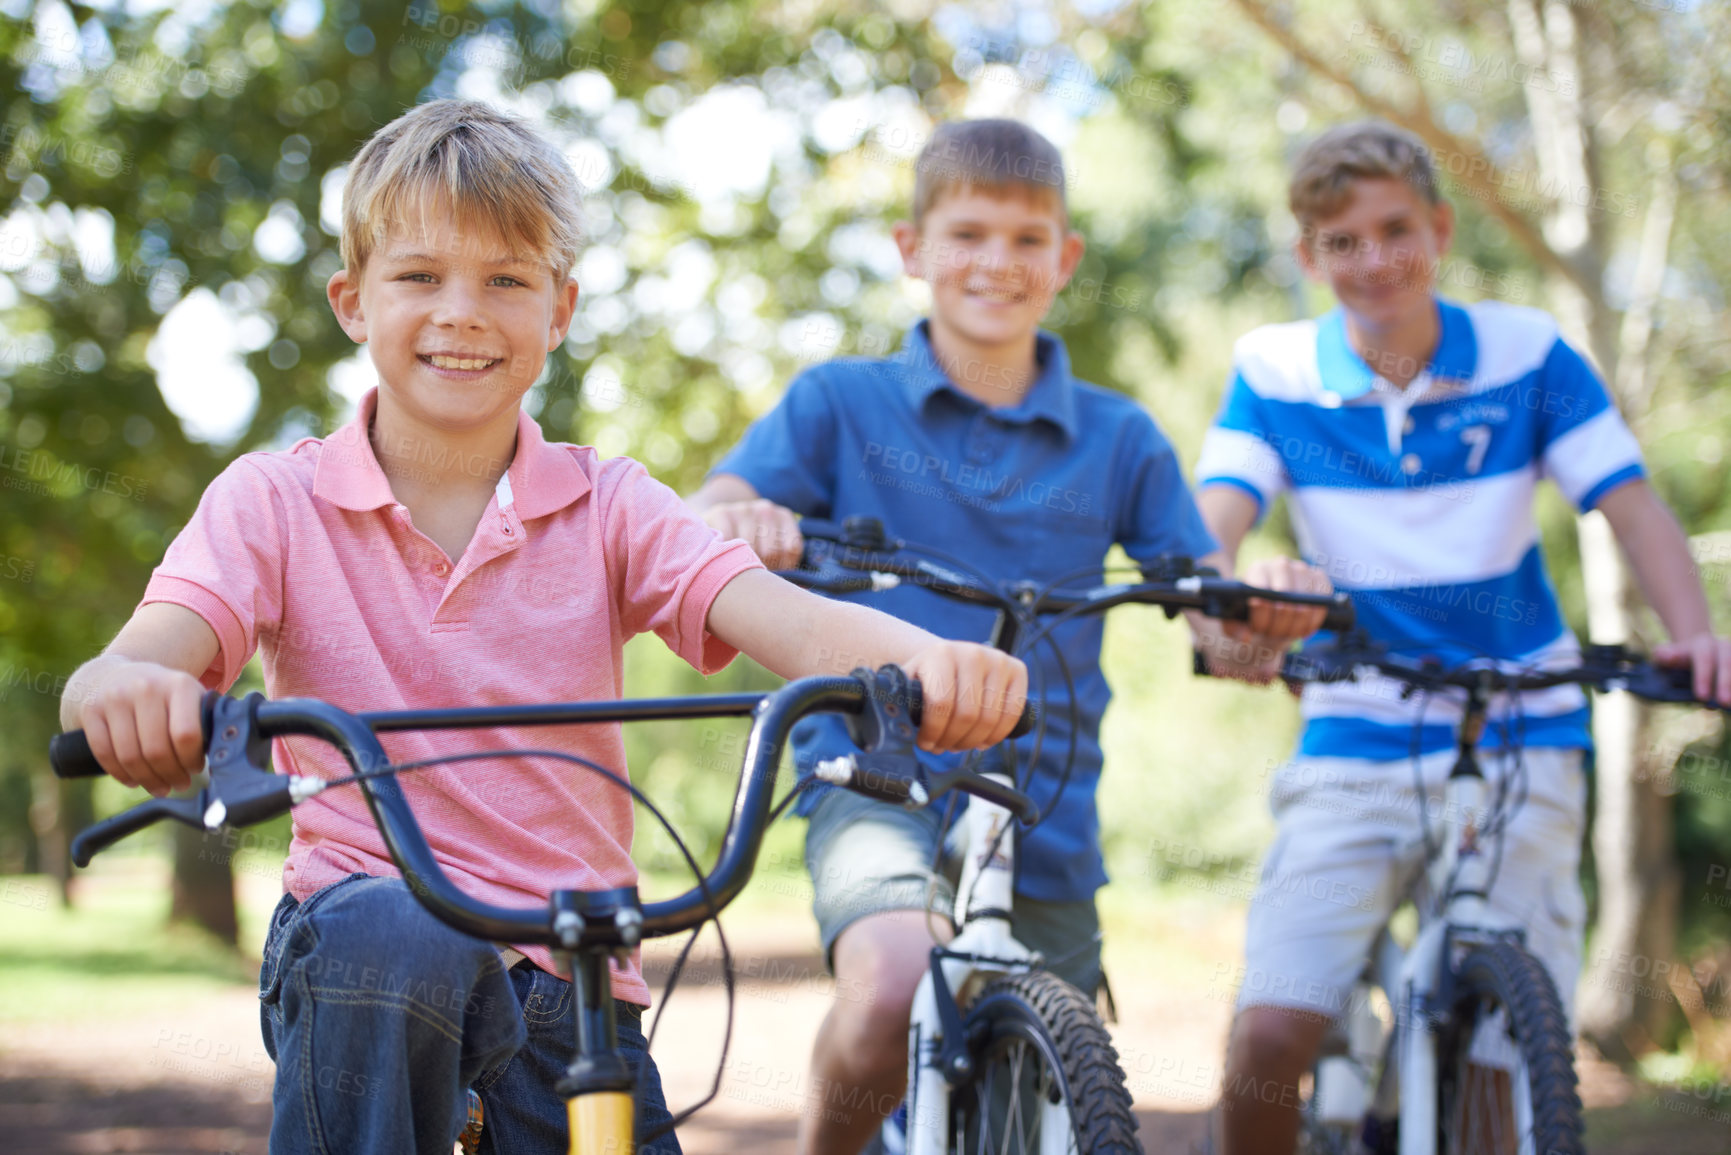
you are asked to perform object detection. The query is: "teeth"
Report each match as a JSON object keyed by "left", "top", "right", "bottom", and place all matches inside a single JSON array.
[{"left": 426, "top": 355, "right": 496, "bottom": 370}]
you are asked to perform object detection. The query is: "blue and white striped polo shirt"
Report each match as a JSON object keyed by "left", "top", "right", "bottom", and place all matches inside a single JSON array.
[{"left": 1196, "top": 297, "right": 1645, "bottom": 759}]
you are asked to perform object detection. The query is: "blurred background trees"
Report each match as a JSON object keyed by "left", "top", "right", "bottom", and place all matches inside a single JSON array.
[{"left": 2, "top": 0, "right": 1726, "bottom": 1062}]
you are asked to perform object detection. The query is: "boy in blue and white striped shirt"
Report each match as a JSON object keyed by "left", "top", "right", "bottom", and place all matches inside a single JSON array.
[{"left": 1195, "top": 119, "right": 1731, "bottom": 1154}]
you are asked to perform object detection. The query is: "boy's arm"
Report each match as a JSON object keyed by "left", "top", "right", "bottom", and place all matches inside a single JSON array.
[
  {"left": 1189, "top": 486, "right": 1330, "bottom": 684},
  {"left": 60, "top": 603, "right": 221, "bottom": 797},
  {"left": 706, "top": 569, "right": 1028, "bottom": 753},
  {"left": 687, "top": 473, "right": 804, "bottom": 569},
  {"left": 1594, "top": 479, "right": 1731, "bottom": 704}
]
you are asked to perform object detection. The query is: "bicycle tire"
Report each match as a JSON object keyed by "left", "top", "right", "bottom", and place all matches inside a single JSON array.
[
  {"left": 950, "top": 970, "right": 1139, "bottom": 1155},
  {"left": 1435, "top": 940, "right": 1583, "bottom": 1155}
]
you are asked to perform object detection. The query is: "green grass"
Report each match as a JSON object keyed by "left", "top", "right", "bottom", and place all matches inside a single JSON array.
[{"left": 0, "top": 850, "right": 283, "bottom": 1027}]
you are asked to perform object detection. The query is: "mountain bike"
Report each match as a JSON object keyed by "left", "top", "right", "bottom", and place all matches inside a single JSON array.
[
  {"left": 49, "top": 665, "right": 1037, "bottom": 1155},
  {"left": 1260, "top": 635, "right": 1731, "bottom": 1155},
  {"left": 784, "top": 516, "right": 1356, "bottom": 1155}
]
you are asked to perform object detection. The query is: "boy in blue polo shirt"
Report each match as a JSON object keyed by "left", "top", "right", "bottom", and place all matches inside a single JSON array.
[
  {"left": 690, "top": 119, "right": 1330, "bottom": 1155},
  {"left": 1195, "top": 119, "right": 1731, "bottom": 1154}
]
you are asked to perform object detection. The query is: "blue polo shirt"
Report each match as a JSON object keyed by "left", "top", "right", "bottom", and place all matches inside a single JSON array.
[
  {"left": 712, "top": 321, "right": 1217, "bottom": 902},
  {"left": 1196, "top": 297, "right": 1646, "bottom": 760}
]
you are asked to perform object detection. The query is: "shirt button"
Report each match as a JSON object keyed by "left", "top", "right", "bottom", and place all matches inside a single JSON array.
[
  {"left": 435, "top": 561, "right": 450, "bottom": 577},
  {"left": 502, "top": 518, "right": 514, "bottom": 536},
  {"left": 1400, "top": 453, "right": 1422, "bottom": 475},
  {"left": 1403, "top": 417, "right": 1416, "bottom": 435}
]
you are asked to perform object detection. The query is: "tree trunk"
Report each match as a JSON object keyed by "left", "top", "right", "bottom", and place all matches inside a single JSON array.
[
  {"left": 170, "top": 824, "right": 238, "bottom": 946},
  {"left": 28, "top": 772, "right": 70, "bottom": 907},
  {"left": 1575, "top": 515, "right": 1680, "bottom": 1058},
  {"left": 1508, "top": 0, "right": 1679, "bottom": 1057}
]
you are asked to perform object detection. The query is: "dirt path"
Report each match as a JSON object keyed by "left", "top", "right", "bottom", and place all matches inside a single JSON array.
[{"left": 1, "top": 903, "right": 1724, "bottom": 1153}]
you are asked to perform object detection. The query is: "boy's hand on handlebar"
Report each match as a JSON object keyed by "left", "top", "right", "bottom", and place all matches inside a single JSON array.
[
  {"left": 1234, "top": 557, "right": 1333, "bottom": 643},
  {"left": 77, "top": 660, "right": 206, "bottom": 797},
  {"left": 701, "top": 499, "right": 805, "bottom": 570},
  {"left": 1652, "top": 632, "right": 1731, "bottom": 706},
  {"left": 903, "top": 643, "right": 1029, "bottom": 754}
]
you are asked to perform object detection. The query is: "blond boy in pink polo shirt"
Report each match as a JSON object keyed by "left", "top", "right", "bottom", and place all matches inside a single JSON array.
[{"left": 57, "top": 100, "right": 1027, "bottom": 1155}]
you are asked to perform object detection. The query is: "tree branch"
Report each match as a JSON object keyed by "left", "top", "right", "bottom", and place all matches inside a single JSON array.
[{"left": 1229, "top": 0, "right": 1587, "bottom": 295}]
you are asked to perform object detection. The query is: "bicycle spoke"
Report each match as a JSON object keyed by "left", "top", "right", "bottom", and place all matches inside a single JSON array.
[
  {"left": 1451, "top": 1002, "right": 1533, "bottom": 1155},
  {"left": 1004, "top": 1040, "right": 1027, "bottom": 1155}
]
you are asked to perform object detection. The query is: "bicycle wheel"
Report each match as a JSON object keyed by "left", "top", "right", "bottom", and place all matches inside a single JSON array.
[
  {"left": 1435, "top": 940, "right": 1583, "bottom": 1155},
  {"left": 950, "top": 970, "right": 1138, "bottom": 1155}
]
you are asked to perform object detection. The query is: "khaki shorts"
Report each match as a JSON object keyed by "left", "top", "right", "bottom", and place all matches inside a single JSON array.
[
  {"left": 1234, "top": 747, "right": 1588, "bottom": 1024},
  {"left": 803, "top": 787, "right": 1103, "bottom": 997}
]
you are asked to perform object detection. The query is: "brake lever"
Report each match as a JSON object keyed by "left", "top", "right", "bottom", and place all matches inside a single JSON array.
[
  {"left": 816, "top": 666, "right": 932, "bottom": 806},
  {"left": 69, "top": 693, "right": 327, "bottom": 867},
  {"left": 813, "top": 666, "right": 1041, "bottom": 823}
]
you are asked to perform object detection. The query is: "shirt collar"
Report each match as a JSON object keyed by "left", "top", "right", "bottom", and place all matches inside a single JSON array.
[
  {"left": 313, "top": 388, "right": 591, "bottom": 519},
  {"left": 1315, "top": 296, "right": 1478, "bottom": 403},
  {"left": 894, "top": 320, "right": 1079, "bottom": 440}
]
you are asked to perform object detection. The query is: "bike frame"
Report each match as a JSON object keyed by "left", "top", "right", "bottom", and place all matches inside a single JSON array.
[
  {"left": 1305, "top": 670, "right": 1577, "bottom": 1155},
  {"left": 906, "top": 772, "right": 1051, "bottom": 1155},
  {"left": 786, "top": 518, "right": 1353, "bottom": 1155},
  {"left": 53, "top": 673, "right": 1034, "bottom": 1155}
]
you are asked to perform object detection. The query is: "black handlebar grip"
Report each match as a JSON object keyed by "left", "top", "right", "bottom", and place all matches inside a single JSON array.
[
  {"left": 49, "top": 730, "right": 105, "bottom": 779},
  {"left": 50, "top": 691, "right": 218, "bottom": 782},
  {"left": 905, "top": 679, "right": 1040, "bottom": 740},
  {"left": 1322, "top": 594, "right": 1356, "bottom": 634},
  {"left": 797, "top": 518, "right": 845, "bottom": 543}
]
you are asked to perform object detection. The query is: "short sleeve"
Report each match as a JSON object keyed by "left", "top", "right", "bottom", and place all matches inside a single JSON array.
[
  {"left": 1115, "top": 411, "right": 1220, "bottom": 564},
  {"left": 1195, "top": 370, "right": 1290, "bottom": 519},
  {"left": 140, "top": 456, "right": 287, "bottom": 691},
  {"left": 709, "top": 368, "right": 839, "bottom": 516},
  {"left": 599, "top": 457, "right": 765, "bottom": 673},
  {"left": 1534, "top": 338, "right": 1645, "bottom": 511}
]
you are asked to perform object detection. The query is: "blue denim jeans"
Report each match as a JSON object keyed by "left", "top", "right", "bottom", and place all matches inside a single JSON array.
[{"left": 259, "top": 873, "right": 680, "bottom": 1154}]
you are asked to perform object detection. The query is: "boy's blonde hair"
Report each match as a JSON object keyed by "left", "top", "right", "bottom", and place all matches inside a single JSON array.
[
  {"left": 1289, "top": 120, "right": 1440, "bottom": 231},
  {"left": 911, "top": 119, "right": 1068, "bottom": 227},
  {"left": 341, "top": 99, "right": 584, "bottom": 280}
]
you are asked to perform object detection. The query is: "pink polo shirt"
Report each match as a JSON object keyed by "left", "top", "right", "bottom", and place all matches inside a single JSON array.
[{"left": 142, "top": 389, "right": 761, "bottom": 1003}]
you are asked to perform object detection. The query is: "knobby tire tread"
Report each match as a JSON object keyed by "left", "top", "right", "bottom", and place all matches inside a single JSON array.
[
  {"left": 1440, "top": 940, "right": 1584, "bottom": 1155},
  {"left": 964, "top": 970, "right": 1140, "bottom": 1155}
]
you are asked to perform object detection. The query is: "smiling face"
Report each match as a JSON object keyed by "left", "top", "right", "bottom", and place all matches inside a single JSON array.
[
  {"left": 894, "top": 187, "right": 1084, "bottom": 359},
  {"left": 1295, "top": 177, "right": 1454, "bottom": 331},
  {"left": 327, "top": 195, "right": 578, "bottom": 438}
]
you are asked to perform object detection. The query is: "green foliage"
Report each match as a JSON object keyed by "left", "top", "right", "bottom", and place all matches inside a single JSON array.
[{"left": 3, "top": 2, "right": 1729, "bottom": 983}]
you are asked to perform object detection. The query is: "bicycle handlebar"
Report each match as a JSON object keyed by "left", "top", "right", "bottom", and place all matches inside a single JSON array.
[
  {"left": 51, "top": 669, "right": 1038, "bottom": 950},
  {"left": 1279, "top": 635, "right": 1731, "bottom": 710},
  {"left": 791, "top": 516, "right": 1357, "bottom": 634}
]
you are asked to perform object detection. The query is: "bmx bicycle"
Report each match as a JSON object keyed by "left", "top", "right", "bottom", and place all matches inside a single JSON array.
[
  {"left": 50, "top": 665, "right": 1037, "bottom": 1155},
  {"left": 1259, "top": 635, "right": 1731, "bottom": 1155},
  {"left": 786, "top": 515, "right": 1356, "bottom": 1155}
]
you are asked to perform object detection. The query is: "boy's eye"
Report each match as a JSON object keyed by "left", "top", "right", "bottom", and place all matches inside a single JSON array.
[
  {"left": 400, "top": 271, "right": 436, "bottom": 282},
  {"left": 490, "top": 275, "right": 525, "bottom": 287},
  {"left": 1326, "top": 234, "right": 1357, "bottom": 255}
]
